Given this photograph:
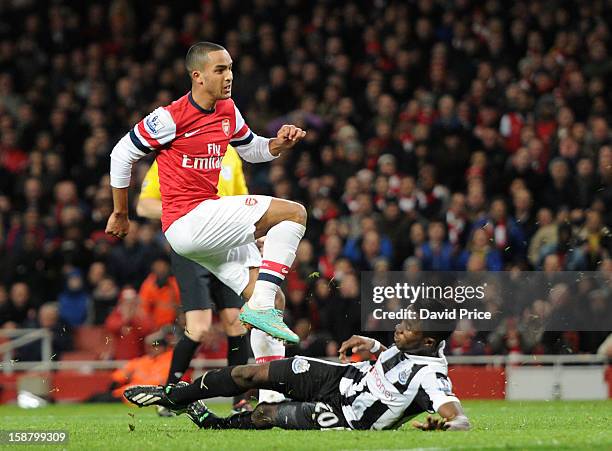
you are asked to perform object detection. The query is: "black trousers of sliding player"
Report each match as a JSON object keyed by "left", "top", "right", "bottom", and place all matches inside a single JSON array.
[
  {"left": 195, "top": 402, "right": 322, "bottom": 430},
  {"left": 168, "top": 366, "right": 270, "bottom": 404}
]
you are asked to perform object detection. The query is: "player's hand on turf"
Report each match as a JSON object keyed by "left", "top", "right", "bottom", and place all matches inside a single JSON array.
[
  {"left": 338, "top": 335, "right": 375, "bottom": 363},
  {"left": 105, "top": 212, "right": 130, "bottom": 239},
  {"left": 276, "top": 124, "right": 306, "bottom": 148},
  {"left": 412, "top": 415, "right": 450, "bottom": 431}
]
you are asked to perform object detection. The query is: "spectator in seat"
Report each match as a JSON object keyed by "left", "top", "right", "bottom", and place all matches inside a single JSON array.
[
  {"left": 17, "top": 302, "right": 73, "bottom": 361},
  {"left": 318, "top": 234, "right": 343, "bottom": 280},
  {"left": 528, "top": 208, "right": 557, "bottom": 267},
  {"left": 472, "top": 198, "right": 526, "bottom": 263},
  {"left": 110, "top": 329, "right": 174, "bottom": 401},
  {"left": 4, "top": 282, "right": 36, "bottom": 327},
  {"left": 0, "top": 284, "right": 10, "bottom": 327},
  {"left": 88, "top": 329, "right": 174, "bottom": 403},
  {"left": 541, "top": 158, "right": 577, "bottom": 211},
  {"left": 58, "top": 269, "right": 90, "bottom": 327},
  {"left": 319, "top": 273, "right": 360, "bottom": 344},
  {"left": 575, "top": 210, "right": 612, "bottom": 270},
  {"left": 91, "top": 276, "right": 119, "bottom": 325},
  {"left": 105, "top": 287, "right": 154, "bottom": 360},
  {"left": 456, "top": 229, "right": 504, "bottom": 271},
  {"left": 417, "top": 220, "right": 454, "bottom": 271},
  {"left": 138, "top": 257, "right": 180, "bottom": 330},
  {"left": 285, "top": 318, "right": 337, "bottom": 358}
]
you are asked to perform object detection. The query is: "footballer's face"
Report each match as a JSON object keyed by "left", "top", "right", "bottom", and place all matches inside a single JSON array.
[
  {"left": 201, "top": 49, "right": 233, "bottom": 100},
  {"left": 394, "top": 319, "right": 436, "bottom": 354}
]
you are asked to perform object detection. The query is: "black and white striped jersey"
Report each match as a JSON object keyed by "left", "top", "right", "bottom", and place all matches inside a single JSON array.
[{"left": 338, "top": 342, "right": 459, "bottom": 430}]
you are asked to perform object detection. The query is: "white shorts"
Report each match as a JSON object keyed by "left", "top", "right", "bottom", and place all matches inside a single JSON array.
[{"left": 165, "top": 195, "right": 272, "bottom": 295}]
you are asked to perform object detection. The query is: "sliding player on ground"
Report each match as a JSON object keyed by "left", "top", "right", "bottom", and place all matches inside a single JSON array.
[{"left": 124, "top": 303, "right": 470, "bottom": 432}]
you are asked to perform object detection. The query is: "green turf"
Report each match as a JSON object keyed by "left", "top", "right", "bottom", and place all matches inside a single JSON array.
[{"left": 0, "top": 401, "right": 610, "bottom": 450}]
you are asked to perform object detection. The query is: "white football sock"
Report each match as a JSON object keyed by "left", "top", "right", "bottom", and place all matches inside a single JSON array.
[
  {"left": 249, "top": 221, "right": 305, "bottom": 310},
  {"left": 251, "top": 328, "right": 286, "bottom": 403}
]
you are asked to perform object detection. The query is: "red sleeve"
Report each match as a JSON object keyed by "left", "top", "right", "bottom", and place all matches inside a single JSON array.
[
  {"left": 229, "top": 103, "right": 253, "bottom": 146},
  {"left": 130, "top": 106, "right": 177, "bottom": 153}
]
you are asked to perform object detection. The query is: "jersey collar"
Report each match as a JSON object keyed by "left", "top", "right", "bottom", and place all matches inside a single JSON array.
[
  {"left": 188, "top": 91, "right": 215, "bottom": 114},
  {"left": 399, "top": 340, "right": 449, "bottom": 365}
]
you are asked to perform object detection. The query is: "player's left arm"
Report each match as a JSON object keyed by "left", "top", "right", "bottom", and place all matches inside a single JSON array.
[
  {"left": 230, "top": 105, "right": 305, "bottom": 163},
  {"left": 338, "top": 335, "right": 387, "bottom": 362},
  {"left": 268, "top": 124, "right": 306, "bottom": 155},
  {"left": 437, "top": 401, "right": 470, "bottom": 430}
]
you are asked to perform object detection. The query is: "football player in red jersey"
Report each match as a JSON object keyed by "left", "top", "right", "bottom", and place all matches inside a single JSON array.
[{"left": 106, "top": 42, "right": 307, "bottom": 344}]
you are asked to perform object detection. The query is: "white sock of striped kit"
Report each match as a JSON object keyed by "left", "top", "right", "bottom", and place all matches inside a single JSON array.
[{"left": 250, "top": 328, "right": 286, "bottom": 403}]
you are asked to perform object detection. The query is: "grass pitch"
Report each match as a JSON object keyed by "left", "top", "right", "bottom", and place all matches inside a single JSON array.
[{"left": 0, "top": 400, "right": 610, "bottom": 450}]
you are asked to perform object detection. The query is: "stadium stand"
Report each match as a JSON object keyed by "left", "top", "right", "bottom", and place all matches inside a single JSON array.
[{"left": 0, "top": 0, "right": 611, "bottom": 403}]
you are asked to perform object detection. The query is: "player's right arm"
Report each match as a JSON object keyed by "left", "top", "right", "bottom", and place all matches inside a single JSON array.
[
  {"left": 338, "top": 335, "right": 387, "bottom": 362},
  {"left": 412, "top": 402, "right": 470, "bottom": 431},
  {"left": 412, "top": 371, "right": 470, "bottom": 431},
  {"left": 106, "top": 108, "right": 176, "bottom": 237}
]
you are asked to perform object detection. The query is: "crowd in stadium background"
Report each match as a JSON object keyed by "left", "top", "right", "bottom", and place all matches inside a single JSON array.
[{"left": 0, "top": 0, "right": 611, "bottom": 363}]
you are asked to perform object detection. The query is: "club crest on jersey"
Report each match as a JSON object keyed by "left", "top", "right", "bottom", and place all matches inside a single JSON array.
[
  {"left": 291, "top": 358, "right": 310, "bottom": 374},
  {"left": 397, "top": 370, "right": 409, "bottom": 385},
  {"left": 437, "top": 376, "right": 453, "bottom": 395},
  {"left": 245, "top": 197, "right": 258, "bottom": 206},
  {"left": 222, "top": 119, "right": 231, "bottom": 136}
]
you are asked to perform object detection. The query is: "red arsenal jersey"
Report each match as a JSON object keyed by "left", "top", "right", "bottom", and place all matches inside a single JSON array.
[{"left": 129, "top": 92, "right": 252, "bottom": 231}]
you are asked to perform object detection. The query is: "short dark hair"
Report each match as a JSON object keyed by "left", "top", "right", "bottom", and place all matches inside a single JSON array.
[
  {"left": 411, "top": 299, "right": 457, "bottom": 345},
  {"left": 185, "top": 42, "right": 226, "bottom": 73}
]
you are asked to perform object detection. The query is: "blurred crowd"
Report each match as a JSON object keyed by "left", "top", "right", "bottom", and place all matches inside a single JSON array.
[{"left": 0, "top": 0, "right": 611, "bottom": 361}]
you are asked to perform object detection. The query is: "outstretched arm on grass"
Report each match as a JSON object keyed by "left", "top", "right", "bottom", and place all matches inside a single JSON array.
[{"left": 412, "top": 401, "right": 471, "bottom": 431}]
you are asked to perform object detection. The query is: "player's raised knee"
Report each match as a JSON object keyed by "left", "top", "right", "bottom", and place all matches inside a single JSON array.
[{"left": 288, "top": 201, "right": 307, "bottom": 225}]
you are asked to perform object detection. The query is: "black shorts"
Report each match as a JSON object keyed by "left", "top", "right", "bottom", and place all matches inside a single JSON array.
[
  {"left": 267, "top": 357, "right": 350, "bottom": 429},
  {"left": 170, "top": 249, "right": 243, "bottom": 312}
]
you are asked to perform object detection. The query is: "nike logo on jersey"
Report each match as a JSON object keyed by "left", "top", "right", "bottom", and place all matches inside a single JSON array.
[{"left": 184, "top": 128, "right": 202, "bottom": 137}]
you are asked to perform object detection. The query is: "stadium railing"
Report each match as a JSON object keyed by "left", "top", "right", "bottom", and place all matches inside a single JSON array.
[
  {"left": 1, "top": 328, "right": 53, "bottom": 372},
  {"left": 1, "top": 328, "right": 607, "bottom": 374},
  {"left": 1, "top": 329, "right": 610, "bottom": 401}
]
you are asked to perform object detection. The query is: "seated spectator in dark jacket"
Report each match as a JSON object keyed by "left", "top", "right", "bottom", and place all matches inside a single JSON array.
[
  {"left": 417, "top": 220, "right": 454, "bottom": 271},
  {"left": 344, "top": 230, "right": 392, "bottom": 271},
  {"left": 17, "top": 302, "right": 73, "bottom": 361},
  {"left": 285, "top": 318, "right": 337, "bottom": 358},
  {"left": 456, "top": 229, "right": 504, "bottom": 271},
  {"left": 91, "top": 276, "right": 119, "bottom": 325},
  {"left": 318, "top": 273, "right": 361, "bottom": 344},
  {"left": 58, "top": 269, "right": 90, "bottom": 327},
  {"left": 0, "top": 284, "right": 10, "bottom": 327},
  {"left": 1, "top": 282, "right": 36, "bottom": 327},
  {"left": 471, "top": 198, "right": 526, "bottom": 263},
  {"left": 540, "top": 158, "right": 577, "bottom": 211}
]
